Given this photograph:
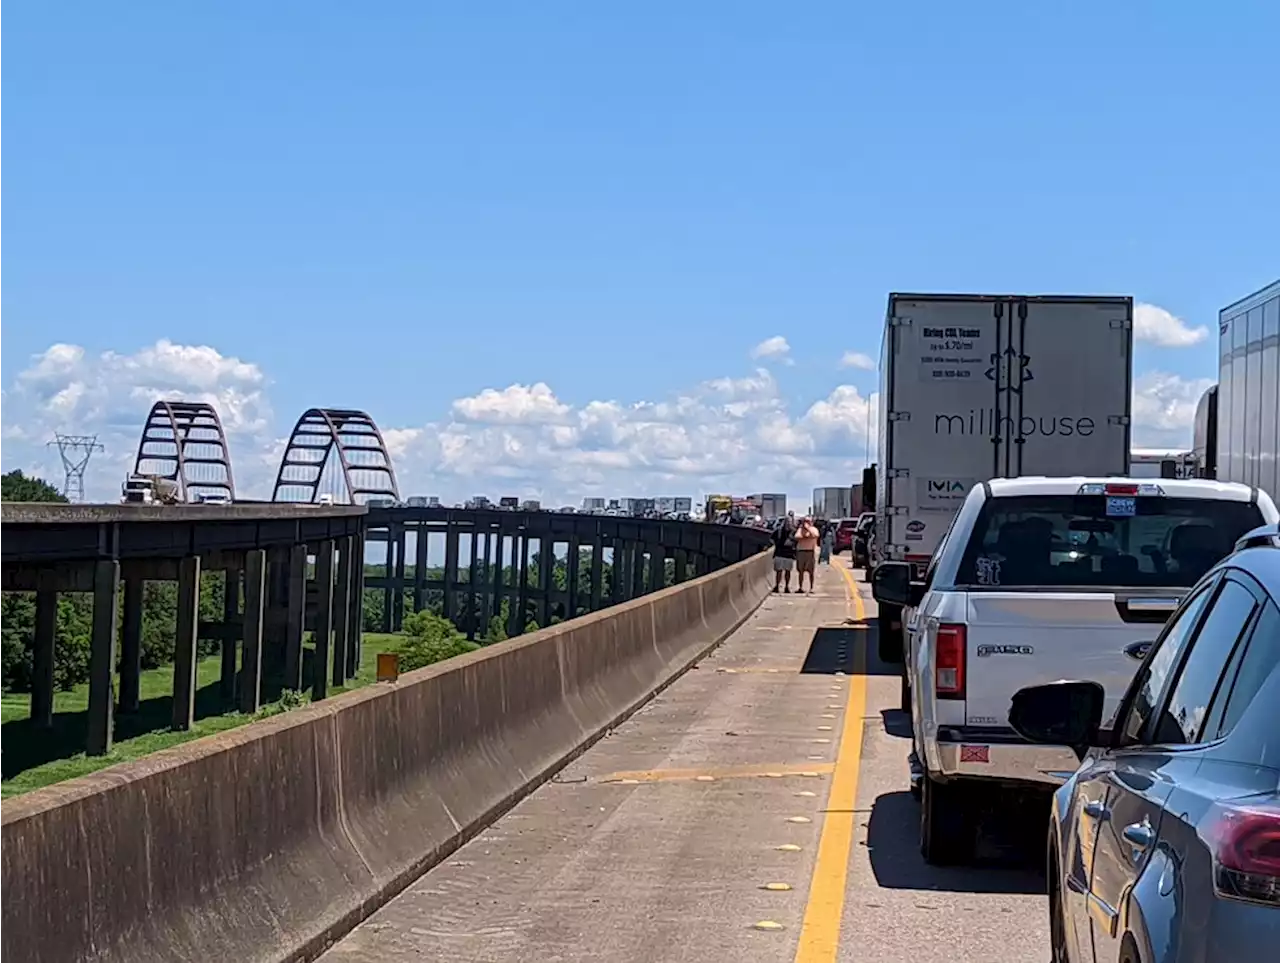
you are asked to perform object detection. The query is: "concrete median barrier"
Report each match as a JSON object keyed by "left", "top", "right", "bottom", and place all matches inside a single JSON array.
[{"left": 2, "top": 550, "right": 771, "bottom": 963}]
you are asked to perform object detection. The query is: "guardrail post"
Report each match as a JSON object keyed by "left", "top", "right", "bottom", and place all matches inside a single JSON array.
[
  {"left": 171, "top": 555, "right": 201, "bottom": 732},
  {"left": 87, "top": 559, "right": 120, "bottom": 756},
  {"left": 673, "top": 549, "right": 687, "bottom": 584}
]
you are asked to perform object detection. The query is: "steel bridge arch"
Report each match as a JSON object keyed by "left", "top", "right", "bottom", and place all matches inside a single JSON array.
[
  {"left": 132, "top": 400, "right": 237, "bottom": 501},
  {"left": 271, "top": 407, "right": 400, "bottom": 504}
]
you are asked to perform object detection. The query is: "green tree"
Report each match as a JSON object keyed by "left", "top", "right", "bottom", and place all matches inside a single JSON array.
[
  {"left": 394, "top": 610, "right": 478, "bottom": 672},
  {"left": 1, "top": 470, "right": 67, "bottom": 503}
]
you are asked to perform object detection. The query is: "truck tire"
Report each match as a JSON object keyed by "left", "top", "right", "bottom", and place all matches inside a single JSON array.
[
  {"left": 920, "top": 774, "right": 976, "bottom": 865},
  {"left": 877, "top": 606, "right": 904, "bottom": 664}
]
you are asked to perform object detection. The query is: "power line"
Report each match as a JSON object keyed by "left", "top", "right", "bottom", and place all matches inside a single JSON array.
[{"left": 47, "top": 433, "right": 105, "bottom": 503}]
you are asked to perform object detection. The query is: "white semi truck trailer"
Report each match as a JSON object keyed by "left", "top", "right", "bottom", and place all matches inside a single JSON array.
[{"left": 871, "top": 292, "right": 1134, "bottom": 662}]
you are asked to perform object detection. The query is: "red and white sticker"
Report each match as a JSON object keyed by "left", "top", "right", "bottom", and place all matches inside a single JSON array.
[{"left": 959, "top": 744, "right": 990, "bottom": 764}]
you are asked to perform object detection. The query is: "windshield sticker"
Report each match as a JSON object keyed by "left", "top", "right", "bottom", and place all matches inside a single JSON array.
[
  {"left": 1106, "top": 496, "right": 1137, "bottom": 517},
  {"left": 975, "top": 557, "right": 1002, "bottom": 585}
]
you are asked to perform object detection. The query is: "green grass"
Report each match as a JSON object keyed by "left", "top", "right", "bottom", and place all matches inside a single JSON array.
[{"left": 1, "top": 633, "right": 403, "bottom": 799}]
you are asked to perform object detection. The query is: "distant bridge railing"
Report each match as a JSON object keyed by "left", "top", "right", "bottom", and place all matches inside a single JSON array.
[{"left": 363, "top": 507, "right": 771, "bottom": 637}]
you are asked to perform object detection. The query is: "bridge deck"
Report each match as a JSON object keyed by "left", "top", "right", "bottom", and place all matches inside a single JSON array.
[{"left": 320, "top": 563, "right": 1047, "bottom": 963}]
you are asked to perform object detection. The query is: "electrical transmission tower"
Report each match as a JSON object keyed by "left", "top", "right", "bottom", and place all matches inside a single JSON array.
[{"left": 48, "top": 433, "right": 105, "bottom": 503}]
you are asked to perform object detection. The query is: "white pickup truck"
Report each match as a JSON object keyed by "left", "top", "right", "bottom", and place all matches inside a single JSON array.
[{"left": 872, "top": 475, "right": 1278, "bottom": 864}]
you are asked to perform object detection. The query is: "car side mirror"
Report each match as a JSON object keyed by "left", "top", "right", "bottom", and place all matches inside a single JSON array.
[
  {"left": 1008, "top": 681, "right": 1106, "bottom": 761},
  {"left": 872, "top": 561, "right": 926, "bottom": 607}
]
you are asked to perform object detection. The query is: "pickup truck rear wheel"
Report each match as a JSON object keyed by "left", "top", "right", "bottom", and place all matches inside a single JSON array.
[{"left": 920, "top": 774, "right": 976, "bottom": 865}]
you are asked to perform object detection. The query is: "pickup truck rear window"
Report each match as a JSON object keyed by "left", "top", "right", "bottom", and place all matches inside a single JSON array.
[{"left": 955, "top": 495, "right": 1265, "bottom": 589}]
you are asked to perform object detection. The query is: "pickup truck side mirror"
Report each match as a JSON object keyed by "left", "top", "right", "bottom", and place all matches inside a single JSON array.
[
  {"left": 1009, "top": 681, "right": 1106, "bottom": 761},
  {"left": 871, "top": 561, "right": 927, "bottom": 608}
]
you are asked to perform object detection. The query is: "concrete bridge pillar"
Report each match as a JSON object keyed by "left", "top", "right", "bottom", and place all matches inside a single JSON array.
[
  {"left": 332, "top": 535, "right": 353, "bottom": 688},
  {"left": 311, "top": 539, "right": 335, "bottom": 701},
  {"left": 220, "top": 569, "right": 240, "bottom": 702},
  {"left": 87, "top": 560, "right": 120, "bottom": 756},
  {"left": 238, "top": 549, "right": 267, "bottom": 714},
  {"left": 117, "top": 577, "right": 145, "bottom": 715},
  {"left": 31, "top": 589, "right": 58, "bottom": 728},
  {"left": 283, "top": 544, "right": 307, "bottom": 691},
  {"left": 171, "top": 556, "right": 201, "bottom": 732}
]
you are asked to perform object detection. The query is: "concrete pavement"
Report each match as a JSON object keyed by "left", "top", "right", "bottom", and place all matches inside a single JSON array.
[{"left": 320, "top": 560, "right": 1049, "bottom": 963}]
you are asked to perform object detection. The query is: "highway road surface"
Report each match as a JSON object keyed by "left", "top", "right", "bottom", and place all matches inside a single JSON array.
[{"left": 321, "top": 560, "right": 1049, "bottom": 962}]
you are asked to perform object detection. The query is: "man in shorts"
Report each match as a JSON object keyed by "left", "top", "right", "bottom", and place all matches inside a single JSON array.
[
  {"left": 772, "top": 514, "right": 797, "bottom": 593},
  {"left": 794, "top": 516, "right": 821, "bottom": 593}
]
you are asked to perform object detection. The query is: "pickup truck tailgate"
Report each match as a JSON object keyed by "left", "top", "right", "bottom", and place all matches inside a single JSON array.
[{"left": 962, "top": 592, "right": 1163, "bottom": 728}]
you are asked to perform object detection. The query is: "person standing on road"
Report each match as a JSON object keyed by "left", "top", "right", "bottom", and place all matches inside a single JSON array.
[
  {"left": 819, "top": 522, "right": 834, "bottom": 565},
  {"left": 794, "top": 516, "right": 821, "bottom": 593},
  {"left": 771, "top": 513, "right": 797, "bottom": 593}
]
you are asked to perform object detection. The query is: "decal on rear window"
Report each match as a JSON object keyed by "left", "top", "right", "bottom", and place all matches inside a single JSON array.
[
  {"left": 974, "top": 556, "right": 1002, "bottom": 585},
  {"left": 1106, "top": 496, "right": 1137, "bottom": 517}
]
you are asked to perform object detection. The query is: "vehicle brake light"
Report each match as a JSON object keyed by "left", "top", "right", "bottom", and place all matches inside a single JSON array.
[
  {"left": 1078, "top": 482, "right": 1166, "bottom": 497},
  {"left": 1204, "top": 796, "right": 1280, "bottom": 905},
  {"left": 935, "top": 623, "right": 966, "bottom": 699}
]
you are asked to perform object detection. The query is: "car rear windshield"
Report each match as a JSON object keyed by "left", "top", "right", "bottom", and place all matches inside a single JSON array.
[{"left": 955, "top": 495, "right": 1265, "bottom": 589}]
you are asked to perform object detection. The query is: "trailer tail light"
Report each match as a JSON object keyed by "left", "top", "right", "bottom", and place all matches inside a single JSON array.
[
  {"left": 935, "top": 624, "right": 966, "bottom": 699},
  {"left": 1205, "top": 796, "right": 1280, "bottom": 906}
]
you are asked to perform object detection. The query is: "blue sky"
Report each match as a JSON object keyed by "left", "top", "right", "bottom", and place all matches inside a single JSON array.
[{"left": 4, "top": 1, "right": 1278, "bottom": 506}]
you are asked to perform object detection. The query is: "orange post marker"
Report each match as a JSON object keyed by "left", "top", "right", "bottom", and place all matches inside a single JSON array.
[{"left": 376, "top": 652, "right": 400, "bottom": 683}]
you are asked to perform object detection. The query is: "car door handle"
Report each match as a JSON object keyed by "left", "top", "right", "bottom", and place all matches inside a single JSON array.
[
  {"left": 1083, "top": 800, "right": 1110, "bottom": 820},
  {"left": 1122, "top": 820, "right": 1154, "bottom": 850}
]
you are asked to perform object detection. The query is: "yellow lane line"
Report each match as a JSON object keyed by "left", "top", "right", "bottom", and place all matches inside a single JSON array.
[
  {"left": 793, "top": 561, "right": 867, "bottom": 962},
  {"left": 598, "top": 762, "right": 835, "bottom": 784}
]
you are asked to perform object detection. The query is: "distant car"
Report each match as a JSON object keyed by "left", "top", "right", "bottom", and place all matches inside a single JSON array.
[
  {"left": 1011, "top": 522, "right": 1280, "bottom": 963},
  {"left": 852, "top": 513, "right": 875, "bottom": 568},
  {"left": 872, "top": 476, "right": 1278, "bottom": 865},
  {"left": 194, "top": 491, "right": 231, "bottom": 505},
  {"left": 834, "top": 517, "right": 859, "bottom": 553}
]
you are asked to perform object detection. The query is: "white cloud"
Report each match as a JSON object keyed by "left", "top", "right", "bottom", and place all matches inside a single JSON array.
[
  {"left": 451, "top": 382, "right": 570, "bottom": 425},
  {"left": 4, "top": 340, "right": 272, "bottom": 499},
  {"left": 839, "top": 350, "right": 876, "bottom": 371},
  {"left": 1131, "top": 370, "right": 1214, "bottom": 446},
  {"left": 1134, "top": 303, "right": 1208, "bottom": 348},
  {"left": 749, "top": 335, "right": 792, "bottom": 363}
]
